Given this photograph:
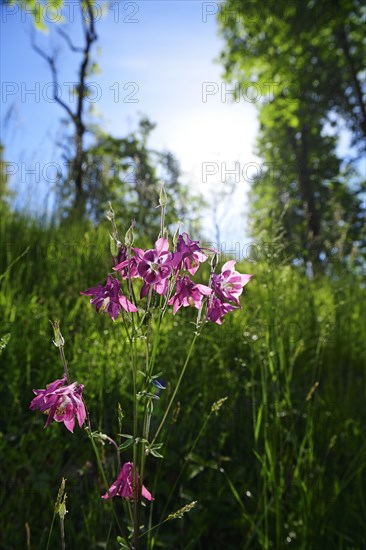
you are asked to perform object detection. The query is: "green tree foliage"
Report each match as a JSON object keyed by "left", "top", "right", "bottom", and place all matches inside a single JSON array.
[
  {"left": 218, "top": 0, "right": 365, "bottom": 268},
  {"left": 3, "top": 0, "right": 65, "bottom": 31},
  {"left": 57, "top": 117, "right": 202, "bottom": 238}
]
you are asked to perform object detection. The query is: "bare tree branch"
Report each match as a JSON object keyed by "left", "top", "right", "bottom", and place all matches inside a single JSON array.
[
  {"left": 56, "top": 28, "right": 84, "bottom": 53},
  {"left": 30, "top": 0, "right": 98, "bottom": 214},
  {"left": 31, "top": 31, "right": 76, "bottom": 123}
]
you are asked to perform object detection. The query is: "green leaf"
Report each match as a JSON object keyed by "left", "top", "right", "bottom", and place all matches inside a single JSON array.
[
  {"left": 151, "top": 442, "right": 163, "bottom": 450},
  {"left": 149, "top": 448, "right": 164, "bottom": 459},
  {"left": 118, "top": 439, "right": 134, "bottom": 451},
  {"left": 187, "top": 465, "right": 204, "bottom": 479},
  {"left": 0, "top": 333, "right": 11, "bottom": 355},
  {"left": 254, "top": 403, "right": 263, "bottom": 443}
]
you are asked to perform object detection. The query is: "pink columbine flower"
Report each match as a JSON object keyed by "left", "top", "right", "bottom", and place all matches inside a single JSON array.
[
  {"left": 30, "top": 376, "right": 86, "bottom": 433},
  {"left": 80, "top": 275, "right": 137, "bottom": 320},
  {"left": 212, "top": 260, "right": 252, "bottom": 306},
  {"left": 168, "top": 275, "right": 212, "bottom": 314},
  {"left": 101, "top": 462, "right": 153, "bottom": 501},
  {"left": 207, "top": 296, "right": 237, "bottom": 325},
  {"left": 133, "top": 238, "right": 181, "bottom": 297},
  {"left": 176, "top": 233, "right": 209, "bottom": 275}
]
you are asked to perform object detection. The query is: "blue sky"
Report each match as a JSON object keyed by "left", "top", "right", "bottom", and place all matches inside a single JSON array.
[{"left": 1, "top": 1, "right": 258, "bottom": 243}]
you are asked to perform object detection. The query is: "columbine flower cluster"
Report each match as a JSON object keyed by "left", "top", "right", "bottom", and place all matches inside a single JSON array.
[{"left": 81, "top": 232, "right": 252, "bottom": 325}]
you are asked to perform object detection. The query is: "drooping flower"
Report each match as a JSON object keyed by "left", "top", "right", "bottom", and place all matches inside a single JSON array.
[
  {"left": 101, "top": 462, "right": 153, "bottom": 501},
  {"left": 176, "top": 233, "right": 209, "bottom": 275},
  {"left": 30, "top": 376, "right": 86, "bottom": 433},
  {"left": 133, "top": 238, "right": 181, "bottom": 297},
  {"left": 113, "top": 246, "right": 139, "bottom": 279},
  {"left": 168, "top": 275, "right": 212, "bottom": 314},
  {"left": 211, "top": 260, "right": 252, "bottom": 306},
  {"left": 206, "top": 296, "right": 237, "bottom": 325},
  {"left": 152, "top": 378, "right": 166, "bottom": 398},
  {"left": 80, "top": 275, "right": 137, "bottom": 320}
]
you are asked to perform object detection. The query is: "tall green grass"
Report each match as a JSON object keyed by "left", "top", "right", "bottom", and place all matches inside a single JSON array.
[{"left": 1, "top": 211, "right": 365, "bottom": 549}]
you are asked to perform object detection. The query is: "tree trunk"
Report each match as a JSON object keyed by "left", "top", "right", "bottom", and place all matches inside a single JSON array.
[
  {"left": 289, "top": 124, "right": 322, "bottom": 268},
  {"left": 73, "top": 122, "right": 85, "bottom": 215},
  {"left": 338, "top": 25, "right": 366, "bottom": 143}
]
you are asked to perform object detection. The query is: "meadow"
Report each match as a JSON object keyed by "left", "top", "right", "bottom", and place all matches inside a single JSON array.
[{"left": 1, "top": 210, "right": 365, "bottom": 549}]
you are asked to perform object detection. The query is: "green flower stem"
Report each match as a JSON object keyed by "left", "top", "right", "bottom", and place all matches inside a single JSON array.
[
  {"left": 59, "top": 346, "right": 70, "bottom": 384},
  {"left": 139, "top": 337, "right": 150, "bottom": 483},
  {"left": 104, "top": 434, "right": 121, "bottom": 473},
  {"left": 146, "top": 414, "right": 178, "bottom": 549},
  {"left": 151, "top": 332, "right": 199, "bottom": 447},
  {"left": 162, "top": 410, "right": 213, "bottom": 520},
  {"left": 60, "top": 515, "right": 66, "bottom": 550},
  {"left": 139, "top": 307, "right": 163, "bottom": 502},
  {"left": 139, "top": 518, "right": 169, "bottom": 541},
  {"left": 137, "top": 329, "right": 157, "bottom": 533},
  {"left": 139, "top": 301, "right": 167, "bottom": 503},
  {"left": 122, "top": 309, "right": 140, "bottom": 548},
  {"left": 130, "top": 337, "right": 139, "bottom": 549},
  {"left": 46, "top": 512, "right": 57, "bottom": 550},
  {"left": 153, "top": 405, "right": 218, "bottom": 546},
  {"left": 146, "top": 307, "right": 163, "bottom": 381},
  {"left": 87, "top": 429, "right": 132, "bottom": 550}
]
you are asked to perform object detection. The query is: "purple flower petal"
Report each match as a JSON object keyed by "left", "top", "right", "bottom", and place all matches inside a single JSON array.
[
  {"left": 81, "top": 276, "right": 137, "bottom": 320},
  {"left": 101, "top": 462, "right": 153, "bottom": 501},
  {"left": 30, "top": 377, "right": 86, "bottom": 432}
]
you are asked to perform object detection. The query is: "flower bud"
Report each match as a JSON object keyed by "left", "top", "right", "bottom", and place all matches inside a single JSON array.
[
  {"left": 50, "top": 320, "right": 64, "bottom": 348},
  {"left": 211, "top": 252, "right": 219, "bottom": 271},
  {"left": 159, "top": 182, "right": 168, "bottom": 207},
  {"left": 109, "top": 234, "right": 119, "bottom": 257},
  {"left": 125, "top": 221, "right": 135, "bottom": 247},
  {"left": 105, "top": 202, "right": 115, "bottom": 222}
]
